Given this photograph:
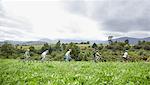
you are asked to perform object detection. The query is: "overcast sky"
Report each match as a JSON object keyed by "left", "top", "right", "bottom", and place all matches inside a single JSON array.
[{"left": 0, "top": 0, "right": 150, "bottom": 41}]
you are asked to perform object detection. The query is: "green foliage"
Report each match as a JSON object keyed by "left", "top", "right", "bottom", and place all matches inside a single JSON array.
[
  {"left": 29, "top": 46, "right": 36, "bottom": 52},
  {"left": 40, "top": 43, "right": 49, "bottom": 52},
  {"left": 0, "top": 41, "right": 150, "bottom": 61},
  {"left": 80, "top": 41, "right": 90, "bottom": 44},
  {"left": 61, "top": 43, "right": 66, "bottom": 51},
  {"left": 29, "top": 46, "right": 37, "bottom": 57},
  {"left": 0, "top": 59, "right": 150, "bottom": 85},
  {"left": 66, "top": 42, "right": 80, "bottom": 60},
  {"left": 124, "top": 44, "right": 131, "bottom": 50},
  {"left": 134, "top": 41, "right": 150, "bottom": 50},
  {"left": 0, "top": 42, "right": 16, "bottom": 57},
  {"left": 133, "top": 45, "right": 142, "bottom": 49},
  {"left": 98, "top": 44, "right": 103, "bottom": 50},
  {"left": 143, "top": 45, "right": 150, "bottom": 50},
  {"left": 40, "top": 43, "right": 52, "bottom": 54},
  {"left": 108, "top": 36, "right": 113, "bottom": 44},
  {"left": 106, "top": 42, "right": 128, "bottom": 51},
  {"left": 125, "top": 39, "right": 129, "bottom": 44},
  {"left": 87, "top": 41, "right": 90, "bottom": 44},
  {"left": 55, "top": 40, "right": 61, "bottom": 51},
  {"left": 79, "top": 52, "right": 88, "bottom": 61},
  {"left": 92, "top": 43, "right": 98, "bottom": 49},
  {"left": 50, "top": 51, "right": 64, "bottom": 61}
]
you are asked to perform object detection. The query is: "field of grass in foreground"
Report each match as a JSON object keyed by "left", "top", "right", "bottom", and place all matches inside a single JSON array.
[{"left": 0, "top": 59, "right": 150, "bottom": 85}]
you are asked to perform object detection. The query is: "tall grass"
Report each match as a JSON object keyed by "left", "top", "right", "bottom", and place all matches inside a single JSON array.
[{"left": 0, "top": 59, "right": 150, "bottom": 85}]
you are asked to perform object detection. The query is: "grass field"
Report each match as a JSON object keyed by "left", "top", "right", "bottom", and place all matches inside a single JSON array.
[{"left": 0, "top": 59, "right": 150, "bottom": 85}]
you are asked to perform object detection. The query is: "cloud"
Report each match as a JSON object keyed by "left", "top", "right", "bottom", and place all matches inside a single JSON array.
[
  {"left": 0, "top": 16, "right": 32, "bottom": 31},
  {"left": 1, "top": 0, "right": 107, "bottom": 40},
  {"left": 126, "top": 31, "right": 150, "bottom": 38},
  {"left": 64, "top": 0, "right": 150, "bottom": 33},
  {"left": 0, "top": 0, "right": 38, "bottom": 41},
  {"left": 103, "top": 18, "right": 150, "bottom": 32},
  {"left": 1, "top": 0, "right": 149, "bottom": 41}
]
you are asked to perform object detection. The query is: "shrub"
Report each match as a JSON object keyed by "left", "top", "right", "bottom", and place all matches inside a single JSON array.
[
  {"left": 0, "top": 42, "right": 16, "bottom": 58},
  {"left": 66, "top": 43, "right": 80, "bottom": 60}
]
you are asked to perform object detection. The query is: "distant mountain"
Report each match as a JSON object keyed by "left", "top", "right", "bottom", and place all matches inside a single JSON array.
[
  {"left": 0, "top": 40, "right": 47, "bottom": 45},
  {"left": 59, "top": 39, "right": 89, "bottom": 43},
  {"left": 39, "top": 38, "right": 52, "bottom": 42},
  {"left": 143, "top": 37, "right": 150, "bottom": 41},
  {"left": 58, "top": 39, "right": 106, "bottom": 44},
  {"left": 0, "top": 40, "right": 24, "bottom": 45},
  {"left": 58, "top": 37, "right": 150, "bottom": 44},
  {"left": 22, "top": 41, "right": 47, "bottom": 45},
  {"left": 0, "top": 37, "right": 149, "bottom": 45},
  {"left": 112, "top": 37, "right": 150, "bottom": 44}
]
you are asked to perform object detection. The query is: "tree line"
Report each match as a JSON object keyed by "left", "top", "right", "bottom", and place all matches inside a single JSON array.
[{"left": 0, "top": 40, "right": 150, "bottom": 61}]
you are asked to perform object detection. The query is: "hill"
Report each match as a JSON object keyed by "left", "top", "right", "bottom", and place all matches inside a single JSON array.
[
  {"left": 0, "top": 37, "right": 149, "bottom": 45},
  {"left": 112, "top": 37, "right": 150, "bottom": 44}
]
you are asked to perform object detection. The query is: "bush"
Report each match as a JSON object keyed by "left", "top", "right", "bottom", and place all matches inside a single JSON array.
[
  {"left": 0, "top": 42, "right": 16, "bottom": 58},
  {"left": 143, "top": 45, "right": 150, "bottom": 50},
  {"left": 66, "top": 43, "right": 80, "bottom": 60},
  {"left": 50, "top": 51, "right": 64, "bottom": 61}
]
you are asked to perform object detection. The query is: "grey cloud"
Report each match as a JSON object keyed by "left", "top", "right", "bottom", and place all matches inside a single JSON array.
[
  {"left": 103, "top": 31, "right": 123, "bottom": 37},
  {"left": 0, "top": 12, "right": 32, "bottom": 31},
  {"left": 0, "top": 17, "right": 31, "bottom": 30},
  {"left": 0, "top": 29, "right": 25, "bottom": 37},
  {"left": 103, "top": 18, "right": 150, "bottom": 32},
  {"left": 0, "top": 0, "right": 33, "bottom": 40},
  {"left": 127, "top": 32, "right": 150, "bottom": 38},
  {"left": 103, "top": 31, "right": 150, "bottom": 38},
  {"left": 63, "top": 0, "right": 87, "bottom": 16},
  {"left": 0, "top": 0, "right": 32, "bottom": 31},
  {"left": 0, "top": 34, "right": 15, "bottom": 39},
  {"left": 64, "top": 0, "right": 150, "bottom": 33},
  {"left": 0, "top": 30, "right": 20, "bottom": 40}
]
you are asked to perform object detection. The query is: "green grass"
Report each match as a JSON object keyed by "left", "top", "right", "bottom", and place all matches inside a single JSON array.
[
  {"left": 18, "top": 45, "right": 43, "bottom": 50},
  {"left": 0, "top": 59, "right": 150, "bottom": 85}
]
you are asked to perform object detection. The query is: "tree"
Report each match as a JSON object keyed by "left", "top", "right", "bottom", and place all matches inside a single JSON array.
[
  {"left": 108, "top": 36, "right": 113, "bottom": 44},
  {"left": 92, "top": 43, "right": 98, "bottom": 49},
  {"left": 133, "top": 45, "right": 142, "bottom": 49},
  {"left": 48, "top": 46, "right": 53, "bottom": 54},
  {"left": 138, "top": 40, "right": 146, "bottom": 45},
  {"left": 61, "top": 43, "right": 66, "bottom": 51},
  {"left": 1, "top": 42, "right": 16, "bottom": 57},
  {"left": 40, "top": 43, "right": 49, "bottom": 53},
  {"left": 40, "top": 43, "right": 53, "bottom": 55},
  {"left": 55, "top": 40, "right": 61, "bottom": 51},
  {"left": 98, "top": 44, "right": 103, "bottom": 50},
  {"left": 20, "top": 46, "right": 23, "bottom": 50},
  {"left": 124, "top": 44, "right": 130, "bottom": 50},
  {"left": 66, "top": 42, "right": 80, "bottom": 60},
  {"left": 87, "top": 41, "right": 90, "bottom": 44},
  {"left": 79, "top": 52, "right": 88, "bottom": 61},
  {"left": 125, "top": 39, "right": 129, "bottom": 44},
  {"left": 29, "top": 46, "right": 36, "bottom": 52},
  {"left": 29, "top": 46, "right": 36, "bottom": 56},
  {"left": 143, "top": 45, "right": 150, "bottom": 50},
  {"left": 80, "top": 41, "right": 90, "bottom": 44}
]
